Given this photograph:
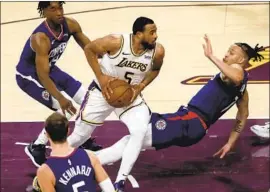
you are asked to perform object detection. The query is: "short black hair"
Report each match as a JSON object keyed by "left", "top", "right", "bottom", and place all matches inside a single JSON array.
[
  {"left": 235, "top": 43, "right": 265, "bottom": 62},
  {"left": 132, "top": 17, "right": 154, "bottom": 35},
  {"left": 37, "top": 1, "right": 65, "bottom": 17},
  {"left": 45, "top": 112, "right": 69, "bottom": 143}
]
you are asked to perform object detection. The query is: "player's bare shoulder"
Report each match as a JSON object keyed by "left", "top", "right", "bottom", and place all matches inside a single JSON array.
[
  {"left": 221, "top": 63, "right": 244, "bottom": 85},
  {"left": 31, "top": 32, "right": 51, "bottom": 52},
  {"left": 104, "top": 34, "right": 123, "bottom": 55},
  {"left": 85, "top": 150, "right": 100, "bottom": 166},
  {"left": 152, "top": 43, "right": 165, "bottom": 69},
  {"left": 154, "top": 43, "right": 165, "bottom": 59},
  {"left": 64, "top": 16, "right": 81, "bottom": 34}
]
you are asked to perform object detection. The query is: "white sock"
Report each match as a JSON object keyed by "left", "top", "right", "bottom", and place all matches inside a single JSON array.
[
  {"left": 34, "top": 110, "right": 72, "bottom": 145},
  {"left": 96, "top": 136, "right": 130, "bottom": 165}
]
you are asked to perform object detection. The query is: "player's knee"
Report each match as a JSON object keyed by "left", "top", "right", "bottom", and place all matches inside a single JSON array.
[
  {"left": 121, "top": 135, "right": 131, "bottom": 143},
  {"left": 74, "top": 121, "right": 96, "bottom": 136},
  {"left": 182, "top": 128, "right": 206, "bottom": 146},
  {"left": 129, "top": 124, "right": 148, "bottom": 137},
  {"left": 68, "top": 132, "right": 89, "bottom": 148}
]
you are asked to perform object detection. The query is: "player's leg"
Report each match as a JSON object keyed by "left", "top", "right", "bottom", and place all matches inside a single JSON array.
[
  {"left": 67, "top": 83, "right": 114, "bottom": 148},
  {"left": 47, "top": 67, "right": 103, "bottom": 150},
  {"left": 49, "top": 66, "right": 87, "bottom": 105},
  {"left": 32, "top": 66, "right": 89, "bottom": 146},
  {"left": 95, "top": 125, "right": 154, "bottom": 165},
  {"left": 113, "top": 98, "right": 151, "bottom": 188},
  {"left": 16, "top": 74, "right": 66, "bottom": 167},
  {"left": 16, "top": 71, "right": 85, "bottom": 167}
]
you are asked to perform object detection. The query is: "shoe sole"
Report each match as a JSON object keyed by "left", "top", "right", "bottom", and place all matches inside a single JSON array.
[{"left": 24, "top": 146, "right": 41, "bottom": 168}]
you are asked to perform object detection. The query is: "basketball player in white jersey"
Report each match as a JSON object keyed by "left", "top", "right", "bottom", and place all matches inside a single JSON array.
[{"left": 67, "top": 17, "right": 165, "bottom": 191}]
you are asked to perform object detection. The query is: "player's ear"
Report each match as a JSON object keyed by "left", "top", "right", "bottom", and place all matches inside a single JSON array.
[
  {"left": 137, "top": 31, "right": 143, "bottom": 39},
  {"left": 238, "top": 56, "right": 245, "bottom": 64}
]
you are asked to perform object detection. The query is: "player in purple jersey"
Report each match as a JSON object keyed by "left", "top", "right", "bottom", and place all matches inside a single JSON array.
[
  {"left": 16, "top": 1, "right": 101, "bottom": 168},
  {"left": 94, "top": 36, "right": 264, "bottom": 191},
  {"left": 31, "top": 113, "right": 115, "bottom": 192}
]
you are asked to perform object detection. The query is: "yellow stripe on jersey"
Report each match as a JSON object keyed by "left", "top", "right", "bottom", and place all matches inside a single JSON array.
[
  {"left": 118, "top": 101, "right": 144, "bottom": 119},
  {"left": 130, "top": 34, "right": 148, "bottom": 57},
  {"left": 80, "top": 88, "right": 104, "bottom": 126}
]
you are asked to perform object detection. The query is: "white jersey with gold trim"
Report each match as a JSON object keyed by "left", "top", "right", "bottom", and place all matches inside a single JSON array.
[{"left": 96, "top": 33, "right": 156, "bottom": 86}]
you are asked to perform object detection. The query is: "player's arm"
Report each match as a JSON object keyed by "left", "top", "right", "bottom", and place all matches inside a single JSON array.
[
  {"left": 214, "top": 90, "right": 249, "bottom": 158},
  {"left": 84, "top": 34, "right": 122, "bottom": 87},
  {"left": 129, "top": 43, "right": 165, "bottom": 103},
  {"left": 227, "top": 90, "right": 249, "bottom": 146},
  {"left": 32, "top": 33, "right": 65, "bottom": 101},
  {"left": 138, "top": 43, "right": 165, "bottom": 91},
  {"left": 202, "top": 34, "right": 243, "bottom": 85},
  {"left": 66, "top": 17, "right": 90, "bottom": 49},
  {"left": 209, "top": 56, "right": 244, "bottom": 86},
  {"left": 86, "top": 150, "right": 115, "bottom": 192},
  {"left": 36, "top": 164, "right": 56, "bottom": 192}
]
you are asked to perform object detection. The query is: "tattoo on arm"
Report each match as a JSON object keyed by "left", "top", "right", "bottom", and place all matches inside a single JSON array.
[{"left": 234, "top": 119, "right": 243, "bottom": 133}]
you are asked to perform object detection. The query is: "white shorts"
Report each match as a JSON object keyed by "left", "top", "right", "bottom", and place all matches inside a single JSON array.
[{"left": 76, "top": 82, "right": 151, "bottom": 133}]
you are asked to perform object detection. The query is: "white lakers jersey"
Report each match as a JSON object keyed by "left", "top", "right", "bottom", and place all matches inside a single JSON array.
[{"left": 96, "top": 33, "right": 156, "bottom": 86}]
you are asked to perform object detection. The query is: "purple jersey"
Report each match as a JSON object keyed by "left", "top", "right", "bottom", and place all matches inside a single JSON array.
[
  {"left": 16, "top": 18, "right": 71, "bottom": 75},
  {"left": 188, "top": 71, "right": 248, "bottom": 126},
  {"left": 45, "top": 148, "right": 97, "bottom": 192}
]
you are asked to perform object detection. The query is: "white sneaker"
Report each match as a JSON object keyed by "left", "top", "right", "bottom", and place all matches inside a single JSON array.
[{"left": 250, "top": 122, "right": 270, "bottom": 138}]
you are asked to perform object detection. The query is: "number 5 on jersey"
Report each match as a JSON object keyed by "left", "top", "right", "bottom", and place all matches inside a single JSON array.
[
  {"left": 124, "top": 72, "right": 134, "bottom": 84},
  {"left": 72, "top": 181, "right": 85, "bottom": 192}
]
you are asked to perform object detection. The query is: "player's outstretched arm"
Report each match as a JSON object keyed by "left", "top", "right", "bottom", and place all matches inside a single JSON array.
[
  {"left": 36, "top": 164, "right": 56, "bottom": 192},
  {"left": 32, "top": 33, "right": 63, "bottom": 101},
  {"left": 66, "top": 17, "right": 91, "bottom": 49},
  {"left": 214, "top": 90, "right": 249, "bottom": 158},
  {"left": 141, "top": 43, "right": 165, "bottom": 89},
  {"left": 32, "top": 33, "right": 76, "bottom": 115},
  {"left": 86, "top": 151, "right": 115, "bottom": 192},
  {"left": 84, "top": 34, "right": 122, "bottom": 88},
  {"left": 202, "top": 34, "right": 244, "bottom": 86},
  {"left": 227, "top": 90, "right": 249, "bottom": 145}
]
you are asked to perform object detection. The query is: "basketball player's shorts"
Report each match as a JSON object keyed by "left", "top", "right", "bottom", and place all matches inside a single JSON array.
[
  {"left": 16, "top": 65, "right": 82, "bottom": 110},
  {"left": 75, "top": 80, "right": 151, "bottom": 128},
  {"left": 151, "top": 106, "right": 208, "bottom": 150}
]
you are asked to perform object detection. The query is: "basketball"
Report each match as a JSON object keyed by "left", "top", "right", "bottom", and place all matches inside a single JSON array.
[{"left": 103, "top": 79, "right": 133, "bottom": 108}]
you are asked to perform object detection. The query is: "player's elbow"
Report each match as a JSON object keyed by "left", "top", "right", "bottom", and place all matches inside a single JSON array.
[
  {"left": 243, "top": 110, "right": 249, "bottom": 118},
  {"left": 84, "top": 43, "right": 91, "bottom": 52},
  {"left": 239, "top": 108, "right": 249, "bottom": 119},
  {"left": 84, "top": 42, "right": 96, "bottom": 54}
]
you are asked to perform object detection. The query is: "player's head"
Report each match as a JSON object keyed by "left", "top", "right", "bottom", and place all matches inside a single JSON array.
[
  {"left": 45, "top": 112, "right": 69, "bottom": 144},
  {"left": 133, "top": 17, "right": 157, "bottom": 50},
  {"left": 38, "top": 1, "right": 65, "bottom": 24},
  {"left": 223, "top": 43, "right": 264, "bottom": 66}
]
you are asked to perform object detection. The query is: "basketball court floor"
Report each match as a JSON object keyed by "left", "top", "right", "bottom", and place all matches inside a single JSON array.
[{"left": 1, "top": 2, "right": 269, "bottom": 191}]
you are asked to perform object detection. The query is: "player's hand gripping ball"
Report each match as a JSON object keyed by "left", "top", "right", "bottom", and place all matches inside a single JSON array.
[{"left": 102, "top": 79, "right": 133, "bottom": 108}]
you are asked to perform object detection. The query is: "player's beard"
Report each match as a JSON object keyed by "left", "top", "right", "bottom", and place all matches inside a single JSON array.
[{"left": 141, "top": 41, "right": 155, "bottom": 50}]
